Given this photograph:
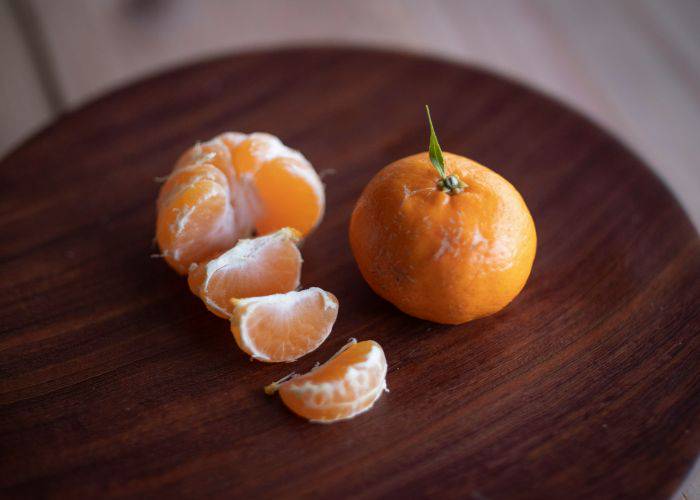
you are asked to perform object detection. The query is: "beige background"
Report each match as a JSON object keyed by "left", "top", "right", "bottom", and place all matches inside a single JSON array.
[
  {"left": 1, "top": 0, "right": 698, "bottom": 496},
  {"left": 2, "top": 0, "right": 699, "bottom": 229}
]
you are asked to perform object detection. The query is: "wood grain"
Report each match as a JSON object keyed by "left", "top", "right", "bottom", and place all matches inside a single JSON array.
[{"left": 0, "top": 48, "right": 698, "bottom": 499}]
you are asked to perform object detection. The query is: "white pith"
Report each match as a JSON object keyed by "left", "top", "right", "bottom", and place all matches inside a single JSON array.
[
  {"left": 220, "top": 132, "right": 247, "bottom": 148},
  {"left": 201, "top": 228, "right": 298, "bottom": 288},
  {"left": 202, "top": 295, "right": 230, "bottom": 317},
  {"left": 245, "top": 132, "right": 307, "bottom": 164},
  {"left": 236, "top": 288, "right": 338, "bottom": 361},
  {"left": 172, "top": 186, "right": 222, "bottom": 237},
  {"left": 159, "top": 164, "right": 226, "bottom": 209},
  {"left": 309, "top": 380, "right": 387, "bottom": 424},
  {"left": 168, "top": 181, "right": 234, "bottom": 263}
]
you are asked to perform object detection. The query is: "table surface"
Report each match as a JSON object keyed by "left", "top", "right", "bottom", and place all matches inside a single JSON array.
[{"left": 1, "top": 48, "right": 698, "bottom": 499}]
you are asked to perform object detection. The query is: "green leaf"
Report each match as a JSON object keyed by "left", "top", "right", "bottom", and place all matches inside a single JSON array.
[{"left": 425, "top": 105, "right": 446, "bottom": 179}]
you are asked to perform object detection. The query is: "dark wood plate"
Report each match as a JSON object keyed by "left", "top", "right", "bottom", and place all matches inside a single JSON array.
[{"left": 1, "top": 48, "right": 698, "bottom": 499}]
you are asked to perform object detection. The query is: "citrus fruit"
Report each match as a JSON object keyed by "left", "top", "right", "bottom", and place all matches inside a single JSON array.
[
  {"left": 265, "top": 339, "right": 387, "bottom": 423},
  {"left": 230, "top": 287, "right": 339, "bottom": 362},
  {"left": 188, "top": 227, "right": 302, "bottom": 318},
  {"left": 156, "top": 132, "right": 324, "bottom": 274},
  {"left": 349, "top": 107, "right": 536, "bottom": 324}
]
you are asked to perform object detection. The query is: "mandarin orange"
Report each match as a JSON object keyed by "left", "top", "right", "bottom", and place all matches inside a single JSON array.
[
  {"left": 156, "top": 133, "right": 324, "bottom": 274},
  {"left": 349, "top": 107, "right": 536, "bottom": 324}
]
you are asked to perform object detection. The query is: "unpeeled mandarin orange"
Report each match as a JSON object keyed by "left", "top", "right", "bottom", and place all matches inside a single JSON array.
[{"left": 349, "top": 108, "right": 536, "bottom": 324}]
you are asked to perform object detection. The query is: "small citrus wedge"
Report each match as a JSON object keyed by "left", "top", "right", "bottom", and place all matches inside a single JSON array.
[
  {"left": 156, "top": 160, "right": 240, "bottom": 274},
  {"left": 265, "top": 339, "right": 388, "bottom": 423},
  {"left": 188, "top": 228, "right": 302, "bottom": 318},
  {"left": 230, "top": 288, "right": 338, "bottom": 363},
  {"left": 156, "top": 132, "right": 324, "bottom": 274}
]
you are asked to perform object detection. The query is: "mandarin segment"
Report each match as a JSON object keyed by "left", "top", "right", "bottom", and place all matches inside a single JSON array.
[
  {"left": 230, "top": 132, "right": 306, "bottom": 176},
  {"left": 157, "top": 162, "right": 227, "bottom": 212},
  {"left": 155, "top": 132, "right": 325, "bottom": 274},
  {"left": 188, "top": 228, "right": 302, "bottom": 318},
  {"left": 218, "top": 132, "right": 248, "bottom": 158},
  {"left": 175, "top": 137, "right": 234, "bottom": 180},
  {"left": 230, "top": 288, "right": 339, "bottom": 363},
  {"left": 230, "top": 133, "right": 276, "bottom": 176},
  {"left": 266, "top": 339, "right": 388, "bottom": 423},
  {"left": 253, "top": 157, "right": 325, "bottom": 236},
  {"left": 156, "top": 165, "right": 238, "bottom": 274}
]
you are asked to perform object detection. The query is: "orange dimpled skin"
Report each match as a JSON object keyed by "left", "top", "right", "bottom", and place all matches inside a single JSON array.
[
  {"left": 349, "top": 109, "right": 536, "bottom": 324},
  {"left": 266, "top": 339, "right": 388, "bottom": 423},
  {"left": 188, "top": 228, "right": 302, "bottom": 318},
  {"left": 155, "top": 132, "right": 324, "bottom": 274}
]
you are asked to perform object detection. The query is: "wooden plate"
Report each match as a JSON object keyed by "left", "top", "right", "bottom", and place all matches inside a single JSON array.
[{"left": 1, "top": 48, "right": 698, "bottom": 499}]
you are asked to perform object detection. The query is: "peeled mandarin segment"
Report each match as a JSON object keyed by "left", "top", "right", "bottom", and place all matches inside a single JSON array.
[
  {"left": 229, "top": 135, "right": 269, "bottom": 176},
  {"left": 268, "top": 340, "right": 388, "bottom": 423},
  {"left": 230, "top": 132, "right": 302, "bottom": 177},
  {"left": 219, "top": 132, "right": 247, "bottom": 155},
  {"left": 175, "top": 138, "right": 234, "bottom": 179},
  {"left": 155, "top": 131, "right": 325, "bottom": 275},
  {"left": 229, "top": 133, "right": 324, "bottom": 236},
  {"left": 252, "top": 157, "right": 325, "bottom": 237},
  {"left": 188, "top": 228, "right": 302, "bottom": 318},
  {"left": 226, "top": 174, "right": 258, "bottom": 244},
  {"left": 156, "top": 168, "right": 238, "bottom": 274},
  {"left": 230, "top": 288, "right": 338, "bottom": 363},
  {"left": 157, "top": 163, "right": 227, "bottom": 210}
]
